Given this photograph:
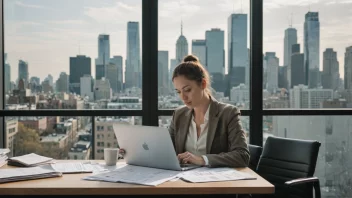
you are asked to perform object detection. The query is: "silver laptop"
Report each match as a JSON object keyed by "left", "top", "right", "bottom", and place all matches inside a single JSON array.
[{"left": 112, "top": 124, "right": 200, "bottom": 171}]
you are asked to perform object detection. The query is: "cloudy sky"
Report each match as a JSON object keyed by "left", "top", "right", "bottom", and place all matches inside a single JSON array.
[{"left": 4, "top": 0, "right": 352, "bottom": 83}]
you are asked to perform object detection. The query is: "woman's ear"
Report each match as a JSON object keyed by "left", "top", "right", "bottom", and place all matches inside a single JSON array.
[{"left": 201, "top": 79, "right": 207, "bottom": 89}]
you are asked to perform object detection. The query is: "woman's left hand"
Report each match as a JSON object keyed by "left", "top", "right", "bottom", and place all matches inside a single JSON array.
[{"left": 177, "top": 151, "right": 205, "bottom": 166}]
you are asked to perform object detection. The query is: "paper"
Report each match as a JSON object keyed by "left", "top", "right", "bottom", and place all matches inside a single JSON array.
[
  {"left": 8, "top": 153, "right": 53, "bottom": 167},
  {"left": 0, "top": 165, "right": 62, "bottom": 183},
  {"left": 179, "top": 167, "right": 257, "bottom": 183},
  {"left": 51, "top": 162, "right": 107, "bottom": 173},
  {"left": 0, "top": 148, "right": 10, "bottom": 155},
  {"left": 83, "top": 164, "right": 180, "bottom": 186}
]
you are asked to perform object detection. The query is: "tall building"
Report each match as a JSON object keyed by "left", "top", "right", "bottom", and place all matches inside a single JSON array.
[
  {"left": 125, "top": 22, "right": 141, "bottom": 89},
  {"left": 56, "top": 72, "right": 69, "bottom": 93},
  {"left": 191, "top": 39, "right": 206, "bottom": 67},
  {"left": 158, "top": 51, "right": 169, "bottom": 95},
  {"left": 228, "top": 13, "right": 248, "bottom": 89},
  {"left": 44, "top": 74, "right": 54, "bottom": 87},
  {"left": 206, "top": 28, "right": 225, "bottom": 93},
  {"left": 265, "top": 52, "right": 279, "bottom": 93},
  {"left": 291, "top": 44, "right": 305, "bottom": 88},
  {"left": 344, "top": 46, "right": 352, "bottom": 90},
  {"left": 18, "top": 60, "right": 29, "bottom": 86},
  {"left": 284, "top": 28, "right": 298, "bottom": 67},
  {"left": 80, "top": 75, "right": 94, "bottom": 101},
  {"left": 110, "top": 56, "right": 123, "bottom": 92},
  {"left": 69, "top": 55, "right": 91, "bottom": 95},
  {"left": 95, "top": 34, "right": 110, "bottom": 80},
  {"left": 94, "top": 78, "right": 112, "bottom": 101},
  {"left": 304, "top": 12, "right": 320, "bottom": 88},
  {"left": 105, "top": 63, "right": 118, "bottom": 94},
  {"left": 176, "top": 22, "right": 189, "bottom": 65},
  {"left": 169, "top": 59, "right": 177, "bottom": 91},
  {"left": 278, "top": 66, "right": 288, "bottom": 89},
  {"left": 322, "top": 48, "right": 339, "bottom": 90},
  {"left": 4, "top": 53, "right": 11, "bottom": 94}
]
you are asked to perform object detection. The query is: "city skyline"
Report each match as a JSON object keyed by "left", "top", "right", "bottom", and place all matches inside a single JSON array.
[{"left": 4, "top": 0, "right": 352, "bottom": 82}]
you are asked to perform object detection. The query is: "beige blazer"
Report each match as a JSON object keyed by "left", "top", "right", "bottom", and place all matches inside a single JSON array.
[{"left": 168, "top": 97, "right": 250, "bottom": 168}]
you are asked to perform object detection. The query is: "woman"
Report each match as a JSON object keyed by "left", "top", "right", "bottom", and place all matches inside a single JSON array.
[{"left": 121, "top": 54, "right": 249, "bottom": 168}]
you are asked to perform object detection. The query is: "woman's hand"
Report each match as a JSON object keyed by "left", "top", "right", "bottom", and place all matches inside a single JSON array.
[{"left": 177, "top": 151, "right": 205, "bottom": 166}]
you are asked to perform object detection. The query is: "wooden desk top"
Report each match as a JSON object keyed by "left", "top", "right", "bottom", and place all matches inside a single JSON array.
[{"left": 0, "top": 160, "right": 274, "bottom": 195}]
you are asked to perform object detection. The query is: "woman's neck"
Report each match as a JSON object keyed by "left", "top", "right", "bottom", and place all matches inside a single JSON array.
[{"left": 193, "top": 95, "right": 211, "bottom": 118}]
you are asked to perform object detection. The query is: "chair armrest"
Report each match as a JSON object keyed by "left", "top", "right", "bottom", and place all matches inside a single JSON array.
[{"left": 285, "top": 177, "right": 321, "bottom": 198}]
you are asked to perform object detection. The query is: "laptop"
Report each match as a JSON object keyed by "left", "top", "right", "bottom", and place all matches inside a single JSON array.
[{"left": 112, "top": 124, "right": 200, "bottom": 171}]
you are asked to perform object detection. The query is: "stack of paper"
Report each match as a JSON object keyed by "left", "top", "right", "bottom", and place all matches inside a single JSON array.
[
  {"left": 178, "top": 167, "right": 257, "bottom": 183},
  {"left": 0, "top": 148, "right": 10, "bottom": 168},
  {"left": 0, "top": 165, "right": 62, "bottom": 183},
  {"left": 7, "top": 153, "right": 54, "bottom": 167},
  {"left": 83, "top": 164, "right": 180, "bottom": 186}
]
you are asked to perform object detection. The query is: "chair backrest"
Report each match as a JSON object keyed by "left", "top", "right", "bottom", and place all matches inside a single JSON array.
[
  {"left": 257, "top": 136, "right": 321, "bottom": 198},
  {"left": 248, "top": 144, "right": 262, "bottom": 171}
]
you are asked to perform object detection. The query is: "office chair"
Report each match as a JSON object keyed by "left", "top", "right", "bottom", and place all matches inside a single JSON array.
[
  {"left": 256, "top": 136, "right": 321, "bottom": 198},
  {"left": 248, "top": 144, "right": 262, "bottom": 171}
]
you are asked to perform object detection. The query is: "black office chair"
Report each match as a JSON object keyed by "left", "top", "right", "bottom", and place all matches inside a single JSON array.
[
  {"left": 256, "top": 136, "right": 321, "bottom": 198},
  {"left": 248, "top": 144, "right": 262, "bottom": 171}
]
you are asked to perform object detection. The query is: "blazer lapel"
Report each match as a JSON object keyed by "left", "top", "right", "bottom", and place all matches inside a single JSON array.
[
  {"left": 177, "top": 108, "right": 192, "bottom": 154},
  {"left": 206, "top": 98, "right": 220, "bottom": 154}
]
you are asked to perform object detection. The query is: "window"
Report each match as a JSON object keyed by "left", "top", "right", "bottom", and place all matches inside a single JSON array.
[
  {"left": 4, "top": 0, "right": 142, "bottom": 110},
  {"left": 158, "top": 0, "right": 250, "bottom": 110}
]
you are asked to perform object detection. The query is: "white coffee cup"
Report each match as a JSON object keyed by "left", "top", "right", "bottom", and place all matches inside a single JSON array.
[{"left": 104, "top": 148, "right": 119, "bottom": 166}]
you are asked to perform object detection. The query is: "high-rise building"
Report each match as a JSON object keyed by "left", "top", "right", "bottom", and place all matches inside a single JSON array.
[
  {"left": 304, "top": 12, "right": 320, "bottom": 88},
  {"left": 284, "top": 28, "right": 298, "bottom": 67},
  {"left": 176, "top": 22, "right": 189, "bottom": 65},
  {"left": 95, "top": 34, "right": 110, "bottom": 80},
  {"left": 322, "top": 48, "right": 339, "bottom": 90},
  {"left": 105, "top": 63, "right": 118, "bottom": 94},
  {"left": 158, "top": 51, "right": 169, "bottom": 95},
  {"left": 4, "top": 53, "right": 11, "bottom": 94},
  {"left": 56, "top": 72, "right": 69, "bottom": 93},
  {"left": 191, "top": 40, "right": 206, "bottom": 67},
  {"left": 125, "top": 22, "right": 141, "bottom": 89},
  {"left": 110, "top": 56, "right": 123, "bottom": 92},
  {"left": 290, "top": 85, "right": 333, "bottom": 108},
  {"left": 344, "top": 46, "right": 352, "bottom": 90},
  {"left": 69, "top": 55, "right": 91, "bottom": 95},
  {"left": 80, "top": 75, "right": 94, "bottom": 101},
  {"left": 206, "top": 28, "right": 225, "bottom": 93},
  {"left": 291, "top": 44, "right": 305, "bottom": 88},
  {"left": 265, "top": 52, "right": 279, "bottom": 93},
  {"left": 228, "top": 13, "right": 248, "bottom": 86},
  {"left": 169, "top": 59, "right": 177, "bottom": 91},
  {"left": 18, "top": 60, "right": 29, "bottom": 86}
]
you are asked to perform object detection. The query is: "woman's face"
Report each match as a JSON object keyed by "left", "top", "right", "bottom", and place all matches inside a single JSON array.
[{"left": 173, "top": 75, "right": 205, "bottom": 109}]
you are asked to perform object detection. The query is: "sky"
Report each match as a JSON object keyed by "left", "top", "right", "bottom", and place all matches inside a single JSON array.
[{"left": 4, "top": 0, "right": 352, "bottom": 83}]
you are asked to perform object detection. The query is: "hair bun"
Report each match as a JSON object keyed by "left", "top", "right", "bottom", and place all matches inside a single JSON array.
[{"left": 183, "top": 55, "right": 199, "bottom": 63}]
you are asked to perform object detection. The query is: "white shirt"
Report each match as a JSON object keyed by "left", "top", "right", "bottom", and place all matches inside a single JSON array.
[{"left": 184, "top": 104, "right": 210, "bottom": 166}]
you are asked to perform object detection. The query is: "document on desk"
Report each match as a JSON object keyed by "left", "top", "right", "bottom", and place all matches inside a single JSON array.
[
  {"left": 179, "top": 167, "right": 257, "bottom": 183},
  {"left": 51, "top": 162, "right": 107, "bottom": 174},
  {"left": 0, "top": 165, "right": 62, "bottom": 183},
  {"left": 83, "top": 164, "right": 180, "bottom": 186}
]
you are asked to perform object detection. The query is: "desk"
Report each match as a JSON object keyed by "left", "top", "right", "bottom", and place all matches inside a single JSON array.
[{"left": 0, "top": 160, "right": 274, "bottom": 195}]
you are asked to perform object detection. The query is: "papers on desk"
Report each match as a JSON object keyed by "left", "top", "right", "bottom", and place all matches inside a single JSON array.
[
  {"left": 0, "top": 148, "right": 10, "bottom": 168},
  {"left": 51, "top": 162, "right": 107, "bottom": 174},
  {"left": 7, "top": 153, "right": 54, "bottom": 167},
  {"left": 83, "top": 164, "right": 180, "bottom": 186},
  {"left": 178, "top": 167, "right": 257, "bottom": 183},
  {"left": 0, "top": 165, "right": 62, "bottom": 183}
]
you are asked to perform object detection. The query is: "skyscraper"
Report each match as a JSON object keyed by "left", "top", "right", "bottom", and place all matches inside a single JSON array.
[
  {"left": 105, "top": 63, "right": 118, "bottom": 93},
  {"left": 176, "top": 21, "right": 189, "bottom": 65},
  {"left": 284, "top": 28, "right": 298, "bottom": 67},
  {"left": 125, "top": 22, "right": 141, "bottom": 89},
  {"left": 95, "top": 34, "right": 110, "bottom": 80},
  {"left": 56, "top": 72, "right": 69, "bottom": 93},
  {"left": 110, "top": 56, "right": 123, "bottom": 92},
  {"left": 4, "top": 53, "right": 11, "bottom": 94},
  {"left": 265, "top": 52, "right": 279, "bottom": 93},
  {"left": 206, "top": 28, "right": 225, "bottom": 93},
  {"left": 304, "top": 12, "right": 320, "bottom": 88},
  {"left": 191, "top": 39, "right": 206, "bottom": 67},
  {"left": 158, "top": 51, "right": 169, "bottom": 95},
  {"left": 69, "top": 55, "right": 91, "bottom": 95},
  {"left": 291, "top": 44, "right": 305, "bottom": 88},
  {"left": 344, "top": 46, "right": 352, "bottom": 90},
  {"left": 18, "top": 60, "right": 29, "bottom": 87},
  {"left": 322, "top": 48, "right": 339, "bottom": 90}
]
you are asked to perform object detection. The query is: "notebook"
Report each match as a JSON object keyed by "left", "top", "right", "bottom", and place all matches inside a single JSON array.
[{"left": 7, "top": 153, "right": 54, "bottom": 167}]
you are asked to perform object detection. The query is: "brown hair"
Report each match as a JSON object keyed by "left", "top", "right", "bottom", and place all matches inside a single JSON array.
[{"left": 172, "top": 55, "right": 213, "bottom": 97}]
